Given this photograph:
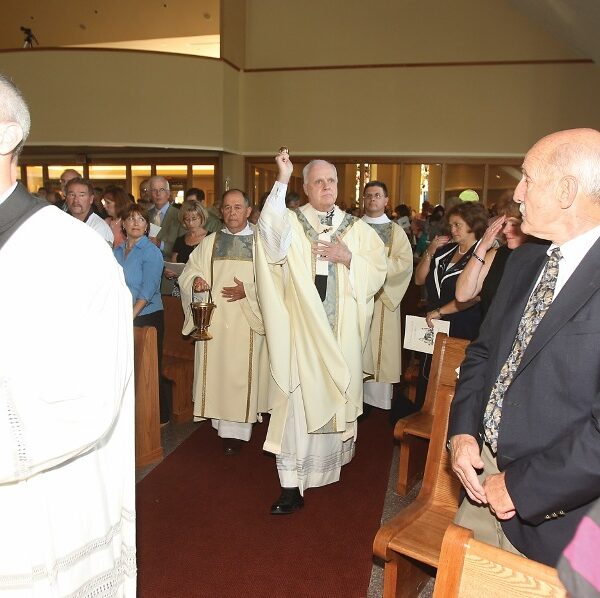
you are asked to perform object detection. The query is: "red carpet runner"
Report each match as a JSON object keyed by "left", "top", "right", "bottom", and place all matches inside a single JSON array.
[{"left": 137, "top": 409, "right": 394, "bottom": 597}]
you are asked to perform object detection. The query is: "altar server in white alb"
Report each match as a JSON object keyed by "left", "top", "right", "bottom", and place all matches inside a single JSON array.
[
  {"left": 361, "top": 180, "right": 413, "bottom": 410},
  {"left": 179, "top": 189, "right": 268, "bottom": 455},
  {"left": 256, "top": 150, "right": 387, "bottom": 514},
  {"left": 0, "top": 74, "right": 136, "bottom": 596}
]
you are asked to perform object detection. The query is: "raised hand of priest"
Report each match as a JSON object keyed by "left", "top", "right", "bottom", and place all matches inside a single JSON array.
[
  {"left": 222, "top": 277, "right": 246, "bottom": 302},
  {"left": 275, "top": 150, "right": 293, "bottom": 184}
]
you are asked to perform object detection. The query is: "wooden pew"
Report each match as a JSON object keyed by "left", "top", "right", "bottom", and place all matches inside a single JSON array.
[
  {"left": 134, "top": 326, "right": 163, "bottom": 467},
  {"left": 433, "top": 524, "right": 567, "bottom": 598},
  {"left": 395, "top": 336, "right": 469, "bottom": 495},
  {"left": 373, "top": 334, "right": 465, "bottom": 598},
  {"left": 162, "top": 295, "right": 195, "bottom": 423}
]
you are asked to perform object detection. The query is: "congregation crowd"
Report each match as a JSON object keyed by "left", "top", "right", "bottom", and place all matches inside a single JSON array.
[{"left": 2, "top": 74, "right": 600, "bottom": 598}]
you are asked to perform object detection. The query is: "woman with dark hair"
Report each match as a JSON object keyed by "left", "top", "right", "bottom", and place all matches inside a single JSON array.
[
  {"left": 413, "top": 201, "right": 488, "bottom": 407},
  {"left": 103, "top": 185, "right": 132, "bottom": 249},
  {"left": 415, "top": 202, "right": 487, "bottom": 336},
  {"left": 455, "top": 193, "right": 530, "bottom": 319},
  {"left": 114, "top": 203, "right": 170, "bottom": 423}
]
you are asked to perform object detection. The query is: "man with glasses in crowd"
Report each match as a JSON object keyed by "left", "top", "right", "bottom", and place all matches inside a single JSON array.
[
  {"left": 147, "top": 175, "right": 184, "bottom": 258},
  {"left": 148, "top": 175, "right": 184, "bottom": 293},
  {"left": 361, "top": 180, "right": 413, "bottom": 414}
]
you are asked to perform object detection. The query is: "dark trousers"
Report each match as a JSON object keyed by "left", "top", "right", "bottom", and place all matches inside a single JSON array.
[{"left": 134, "top": 309, "right": 172, "bottom": 423}]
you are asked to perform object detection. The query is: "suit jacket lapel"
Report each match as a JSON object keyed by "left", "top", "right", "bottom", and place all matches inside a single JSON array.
[
  {"left": 515, "top": 237, "right": 600, "bottom": 376},
  {"left": 156, "top": 205, "right": 172, "bottom": 238}
]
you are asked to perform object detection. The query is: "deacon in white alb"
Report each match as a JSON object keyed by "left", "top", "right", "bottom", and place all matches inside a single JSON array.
[
  {"left": 179, "top": 189, "right": 268, "bottom": 455},
  {"left": 0, "top": 74, "right": 135, "bottom": 596},
  {"left": 361, "top": 180, "right": 413, "bottom": 410}
]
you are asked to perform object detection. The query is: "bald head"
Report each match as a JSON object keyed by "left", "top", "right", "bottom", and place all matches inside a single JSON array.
[
  {"left": 514, "top": 128, "right": 600, "bottom": 243},
  {"left": 540, "top": 128, "right": 600, "bottom": 202},
  {"left": 60, "top": 168, "right": 82, "bottom": 193}
]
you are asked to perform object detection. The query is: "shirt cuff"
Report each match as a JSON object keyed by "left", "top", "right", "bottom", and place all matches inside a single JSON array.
[{"left": 264, "top": 181, "right": 288, "bottom": 213}]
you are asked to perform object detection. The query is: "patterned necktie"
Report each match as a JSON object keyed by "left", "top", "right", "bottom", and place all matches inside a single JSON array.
[
  {"left": 152, "top": 209, "right": 162, "bottom": 226},
  {"left": 483, "top": 247, "right": 562, "bottom": 452}
]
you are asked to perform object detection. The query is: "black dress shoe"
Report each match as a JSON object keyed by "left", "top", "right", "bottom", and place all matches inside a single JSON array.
[
  {"left": 222, "top": 438, "right": 242, "bottom": 455},
  {"left": 270, "top": 487, "right": 304, "bottom": 515}
]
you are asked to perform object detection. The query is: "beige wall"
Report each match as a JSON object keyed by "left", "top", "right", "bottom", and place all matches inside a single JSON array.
[
  {"left": 0, "top": 50, "right": 227, "bottom": 149},
  {"left": 241, "top": 63, "right": 600, "bottom": 156},
  {"left": 221, "top": 0, "right": 246, "bottom": 69},
  {"left": 1, "top": 0, "right": 599, "bottom": 162},
  {"left": 221, "top": 153, "right": 246, "bottom": 192},
  {"left": 244, "top": 0, "right": 581, "bottom": 69}
]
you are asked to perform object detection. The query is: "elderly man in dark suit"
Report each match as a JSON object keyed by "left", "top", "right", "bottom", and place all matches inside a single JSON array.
[{"left": 448, "top": 128, "right": 600, "bottom": 566}]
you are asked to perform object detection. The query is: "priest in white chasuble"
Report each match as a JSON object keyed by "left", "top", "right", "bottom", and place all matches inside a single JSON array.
[
  {"left": 361, "top": 180, "right": 413, "bottom": 410},
  {"left": 179, "top": 189, "right": 268, "bottom": 455},
  {"left": 256, "top": 151, "right": 387, "bottom": 514}
]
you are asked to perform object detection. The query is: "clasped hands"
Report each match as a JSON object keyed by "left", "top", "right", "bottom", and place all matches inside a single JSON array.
[
  {"left": 450, "top": 434, "right": 516, "bottom": 520},
  {"left": 193, "top": 276, "right": 246, "bottom": 302},
  {"left": 312, "top": 239, "right": 352, "bottom": 269}
]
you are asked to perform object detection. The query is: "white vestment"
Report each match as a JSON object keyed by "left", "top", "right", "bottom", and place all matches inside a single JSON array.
[
  {"left": 256, "top": 182, "right": 387, "bottom": 493},
  {"left": 179, "top": 225, "right": 267, "bottom": 442},
  {"left": 362, "top": 215, "right": 413, "bottom": 409},
  {"left": 0, "top": 205, "right": 136, "bottom": 596}
]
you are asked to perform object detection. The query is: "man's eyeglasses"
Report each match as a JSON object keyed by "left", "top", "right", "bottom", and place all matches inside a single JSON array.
[
  {"left": 150, "top": 188, "right": 168, "bottom": 195},
  {"left": 364, "top": 193, "right": 385, "bottom": 200}
]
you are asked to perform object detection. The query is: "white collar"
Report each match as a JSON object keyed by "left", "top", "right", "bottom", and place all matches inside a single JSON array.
[
  {"left": 550, "top": 224, "right": 600, "bottom": 262},
  {"left": 221, "top": 223, "right": 253, "bottom": 236},
  {"left": 362, "top": 214, "right": 390, "bottom": 224}
]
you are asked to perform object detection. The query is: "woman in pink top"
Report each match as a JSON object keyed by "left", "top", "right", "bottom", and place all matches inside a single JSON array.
[{"left": 103, "top": 185, "right": 132, "bottom": 249}]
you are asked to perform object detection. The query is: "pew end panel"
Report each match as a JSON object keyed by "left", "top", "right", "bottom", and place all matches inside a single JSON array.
[
  {"left": 374, "top": 334, "right": 467, "bottom": 598},
  {"left": 394, "top": 336, "right": 468, "bottom": 496},
  {"left": 433, "top": 524, "right": 567, "bottom": 598},
  {"left": 134, "top": 326, "right": 163, "bottom": 467},
  {"left": 162, "top": 295, "right": 195, "bottom": 424}
]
